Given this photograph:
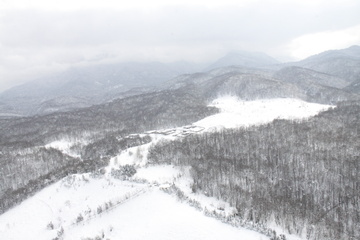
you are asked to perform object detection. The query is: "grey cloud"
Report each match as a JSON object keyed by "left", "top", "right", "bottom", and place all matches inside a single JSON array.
[
  {"left": 2, "top": 3, "right": 359, "bottom": 48},
  {"left": 0, "top": 2, "right": 360, "bottom": 91}
]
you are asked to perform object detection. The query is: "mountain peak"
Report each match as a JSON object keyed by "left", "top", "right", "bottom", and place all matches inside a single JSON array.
[
  {"left": 348, "top": 45, "right": 360, "bottom": 50},
  {"left": 342, "top": 45, "right": 360, "bottom": 57},
  {"left": 206, "top": 51, "right": 279, "bottom": 71},
  {"left": 291, "top": 45, "right": 360, "bottom": 83},
  {"left": 303, "top": 45, "right": 360, "bottom": 62}
]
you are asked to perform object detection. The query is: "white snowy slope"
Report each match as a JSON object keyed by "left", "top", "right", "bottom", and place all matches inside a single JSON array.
[
  {"left": 134, "top": 165, "right": 237, "bottom": 218},
  {"left": 0, "top": 174, "right": 147, "bottom": 240},
  {"left": 65, "top": 189, "right": 265, "bottom": 240},
  {"left": 0, "top": 172, "right": 269, "bottom": 240},
  {"left": 195, "top": 96, "right": 333, "bottom": 130}
]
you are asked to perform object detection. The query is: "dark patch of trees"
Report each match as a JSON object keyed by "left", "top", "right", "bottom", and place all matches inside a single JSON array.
[
  {"left": 148, "top": 101, "right": 360, "bottom": 240},
  {"left": 0, "top": 153, "right": 108, "bottom": 214},
  {"left": 82, "top": 134, "right": 151, "bottom": 161},
  {"left": 110, "top": 165, "right": 137, "bottom": 180}
]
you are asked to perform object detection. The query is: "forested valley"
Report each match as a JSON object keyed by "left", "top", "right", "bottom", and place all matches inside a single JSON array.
[
  {"left": 0, "top": 89, "right": 217, "bottom": 214},
  {"left": 148, "top": 101, "right": 360, "bottom": 240}
]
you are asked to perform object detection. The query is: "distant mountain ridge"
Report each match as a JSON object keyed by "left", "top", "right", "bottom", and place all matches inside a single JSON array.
[
  {"left": 172, "top": 68, "right": 358, "bottom": 105},
  {"left": 302, "top": 45, "right": 360, "bottom": 62},
  {"left": 0, "top": 61, "right": 202, "bottom": 116},
  {"left": 205, "top": 51, "right": 280, "bottom": 70},
  {"left": 293, "top": 45, "right": 360, "bottom": 83},
  {"left": 1, "top": 46, "right": 360, "bottom": 117},
  {"left": 274, "top": 66, "right": 350, "bottom": 89}
]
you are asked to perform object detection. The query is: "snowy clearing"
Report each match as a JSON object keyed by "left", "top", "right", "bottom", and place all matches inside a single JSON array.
[
  {"left": 0, "top": 172, "right": 269, "bottom": 240},
  {"left": 0, "top": 174, "right": 146, "bottom": 240},
  {"left": 65, "top": 189, "right": 267, "bottom": 240},
  {"left": 45, "top": 138, "right": 88, "bottom": 158},
  {"left": 195, "top": 96, "right": 333, "bottom": 130}
]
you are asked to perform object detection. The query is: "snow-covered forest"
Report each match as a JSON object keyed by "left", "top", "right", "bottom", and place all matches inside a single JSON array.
[
  {"left": 148, "top": 101, "right": 360, "bottom": 240},
  {"left": 1, "top": 45, "right": 360, "bottom": 240}
]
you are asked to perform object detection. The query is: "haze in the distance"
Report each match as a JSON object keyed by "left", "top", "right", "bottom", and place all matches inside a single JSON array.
[{"left": 0, "top": 0, "right": 360, "bottom": 91}]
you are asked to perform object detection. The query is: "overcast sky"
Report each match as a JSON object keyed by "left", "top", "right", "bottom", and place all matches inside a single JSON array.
[{"left": 1, "top": 0, "right": 360, "bottom": 92}]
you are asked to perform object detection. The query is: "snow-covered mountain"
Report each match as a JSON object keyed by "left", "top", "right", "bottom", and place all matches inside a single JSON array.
[
  {"left": 2, "top": 47, "right": 358, "bottom": 117},
  {"left": 168, "top": 65, "right": 358, "bottom": 104},
  {"left": 205, "top": 51, "right": 280, "bottom": 71},
  {"left": 0, "top": 61, "right": 201, "bottom": 116},
  {"left": 344, "top": 78, "right": 360, "bottom": 94},
  {"left": 292, "top": 45, "right": 360, "bottom": 83},
  {"left": 274, "top": 66, "right": 350, "bottom": 89}
]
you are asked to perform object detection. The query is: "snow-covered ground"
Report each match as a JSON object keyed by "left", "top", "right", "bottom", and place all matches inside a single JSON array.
[
  {"left": 1, "top": 96, "right": 330, "bottom": 240},
  {"left": 0, "top": 174, "right": 144, "bottom": 240},
  {"left": 45, "top": 138, "right": 89, "bottom": 158},
  {"left": 134, "top": 165, "right": 237, "bottom": 216},
  {"left": 195, "top": 96, "right": 333, "bottom": 130},
  {"left": 0, "top": 171, "right": 268, "bottom": 240}
]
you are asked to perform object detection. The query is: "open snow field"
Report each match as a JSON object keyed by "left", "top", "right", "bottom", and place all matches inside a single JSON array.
[
  {"left": 66, "top": 189, "right": 266, "bottom": 240},
  {"left": 0, "top": 172, "right": 268, "bottom": 240},
  {"left": 195, "top": 96, "right": 333, "bottom": 129},
  {"left": 1, "top": 96, "right": 330, "bottom": 240},
  {"left": 0, "top": 175, "right": 146, "bottom": 240}
]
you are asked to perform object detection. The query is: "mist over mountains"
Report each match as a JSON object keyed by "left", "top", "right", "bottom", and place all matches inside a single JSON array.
[
  {"left": 205, "top": 50, "right": 280, "bottom": 70},
  {"left": 1, "top": 46, "right": 359, "bottom": 117},
  {"left": 0, "top": 62, "right": 203, "bottom": 116}
]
